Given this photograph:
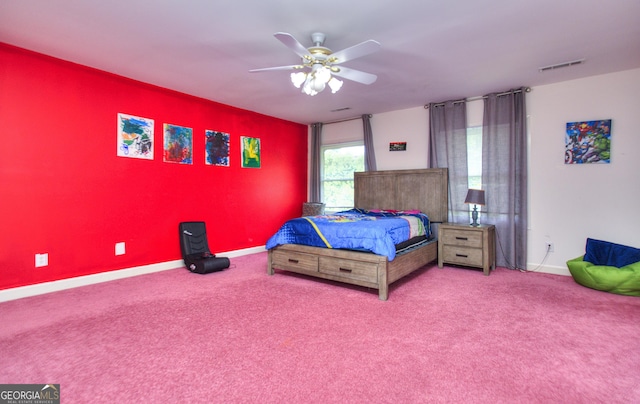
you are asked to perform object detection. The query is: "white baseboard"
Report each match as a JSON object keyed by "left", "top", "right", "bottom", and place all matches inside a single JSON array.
[
  {"left": 1, "top": 247, "right": 571, "bottom": 302},
  {"left": 0, "top": 246, "right": 266, "bottom": 303},
  {"left": 525, "top": 263, "right": 571, "bottom": 276}
]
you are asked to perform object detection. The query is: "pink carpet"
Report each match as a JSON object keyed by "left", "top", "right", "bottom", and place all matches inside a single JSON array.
[{"left": 1, "top": 252, "right": 639, "bottom": 403}]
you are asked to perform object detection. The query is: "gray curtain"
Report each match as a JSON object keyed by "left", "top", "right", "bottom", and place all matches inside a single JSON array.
[
  {"left": 482, "top": 88, "right": 528, "bottom": 269},
  {"left": 310, "top": 122, "right": 323, "bottom": 202},
  {"left": 428, "top": 100, "right": 468, "bottom": 223},
  {"left": 362, "top": 114, "right": 377, "bottom": 171}
]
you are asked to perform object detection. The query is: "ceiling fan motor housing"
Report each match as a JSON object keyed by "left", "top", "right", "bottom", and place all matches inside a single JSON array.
[{"left": 310, "top": 32, "right": 326, "bottom": 46}]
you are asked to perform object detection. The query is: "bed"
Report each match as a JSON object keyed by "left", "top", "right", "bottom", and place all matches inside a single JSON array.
[{"left": 267, "top": 168, "right": 448, "bottom": 300}]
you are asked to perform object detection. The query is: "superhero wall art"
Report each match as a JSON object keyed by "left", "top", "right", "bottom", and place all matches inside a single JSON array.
[{"left": 565, "top": 119, "right": 611, "bottom": 164}]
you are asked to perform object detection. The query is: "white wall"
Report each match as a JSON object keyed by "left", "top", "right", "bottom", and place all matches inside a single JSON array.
[
  {"left": 527, "top": 68, "right": 640, "bottom": 274},
  {"left": 321, "top": 107, "right": 431, "bottom": 169},
  {"left": 319, "top": 67, "right": 640, "bottom": 275},
  {"left": 369, "top": 107, "right": 430, "bottom": 170},
  {"left": 322, "top": 118, "right": 363, "bottom": 144}
]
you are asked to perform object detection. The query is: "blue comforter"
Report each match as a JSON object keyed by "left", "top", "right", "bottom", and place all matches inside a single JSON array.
[{"left": 265, "top": 209, "right": 431, "bottom": 261}]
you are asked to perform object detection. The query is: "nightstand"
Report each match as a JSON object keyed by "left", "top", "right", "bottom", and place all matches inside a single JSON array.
[{"left": 438, "top": 223, "right": 496, "bottom": 275}]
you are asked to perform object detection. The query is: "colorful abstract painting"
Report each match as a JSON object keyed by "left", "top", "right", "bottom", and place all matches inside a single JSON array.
[
  {"left": 565, "top": 119, "right": 611, "bottom": 164},
  {"left": 241, "top": 136, "right": 261, "bottom": 168},
  {"left": 117, "top": 113, "right": 154, "bottom": 159},
  {"left": 205, "top": 130, "right": 230, "bottom": 166},
  {"left": 163, "top": 123, "right": 193, "bottom": 164}
]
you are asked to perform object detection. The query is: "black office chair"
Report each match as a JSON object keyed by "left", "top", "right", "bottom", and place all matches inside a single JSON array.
[{"left": 179, "top": 221, "right": 230, "bottom": 274}]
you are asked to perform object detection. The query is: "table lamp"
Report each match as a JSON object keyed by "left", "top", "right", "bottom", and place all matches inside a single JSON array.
[{"left": 464, "top": 189, "right": 485, "bottom": 227}]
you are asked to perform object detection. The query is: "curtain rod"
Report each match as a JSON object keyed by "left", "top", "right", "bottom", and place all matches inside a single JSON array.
[
  {"left": 424, "top": 87, "right": 531, "bottom": 109},
  {"left": 321, "top": 114, "right": 372, "bottom": 125}
]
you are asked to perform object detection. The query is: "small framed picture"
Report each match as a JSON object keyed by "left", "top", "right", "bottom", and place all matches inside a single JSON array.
[
  {"left": 117, "top": 113, "right": 154, "bottom": 159},
  {"left": 163, "top": 123, "right": 193, "bottom": 164},
  {"left": 565, "top": 119, "right": 611, "bottom": 164},
  {"left": 389, "top": 142, "right": 407, "bottom": 151},
  {"left": 241, "top": 136, "right": 261, "bottom": 168},
  {"left": 205, "top": 130, "right": 230, "bottom": 167}
]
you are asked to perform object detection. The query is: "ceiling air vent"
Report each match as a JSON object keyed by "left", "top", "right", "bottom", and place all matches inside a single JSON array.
[
  {"left": 538, "top": 59, "right": 585, "bottom": 72},
  {"left": 330, "top": 107, "right": 351, "bottom": 112}
]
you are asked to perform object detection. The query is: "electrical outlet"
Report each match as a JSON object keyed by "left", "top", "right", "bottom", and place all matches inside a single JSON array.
[
  {"left": 115, "top": 242, "right": 126, "bottom": 256},
  {"left": 545, "top": 242, "right": 554, "bottom": 252},
  {"left": 35, "top": 253, "right": 49, "bottom": 267}
]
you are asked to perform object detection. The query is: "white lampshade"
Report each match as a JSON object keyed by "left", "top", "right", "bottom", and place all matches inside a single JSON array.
[
  {"left": 290, "top": 72, "right": 306, "bottom": 88},
  {"left": 310, "top": 77, "right": 326, "bottom": 92},
  {"left": 315, "top": 66, "right": 331, "bottom": 84},
  {"left": 328, "top": 77, "right": 343, "bottom": 93}
]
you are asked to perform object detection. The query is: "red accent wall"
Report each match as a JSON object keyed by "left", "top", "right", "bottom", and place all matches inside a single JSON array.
[{"left": 0, "top": 43, "right": 308, "bottom": 290}]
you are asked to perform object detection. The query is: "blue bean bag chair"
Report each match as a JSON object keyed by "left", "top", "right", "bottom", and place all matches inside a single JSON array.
[{"left": 567, "top": 238, "right": 640, "bottom": 296}]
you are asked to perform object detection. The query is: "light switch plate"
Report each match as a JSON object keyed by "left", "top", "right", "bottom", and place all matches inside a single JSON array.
[
  {"left": 35, "top": 253, "right": 49, "bottom": 267},
  {"left": 115, "top": 242, "right": 126, "bottom": 256}
]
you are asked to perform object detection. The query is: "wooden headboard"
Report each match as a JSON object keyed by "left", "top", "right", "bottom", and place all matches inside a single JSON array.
[{"left": 354, "top": 168, "right": 449, "bottom": 223}]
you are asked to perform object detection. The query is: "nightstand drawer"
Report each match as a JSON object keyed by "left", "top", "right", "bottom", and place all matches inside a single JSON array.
[
  {"left": 441, "top": 246, "right": 483, "bottom": 267},
  {"left": 271, "top": 250, "right": 318, "bottom": 273},
  {"left": 441, "top": 229, "right": 482, "bottom": 248},
  {"left": 319, "top": 256, "right": 378, "bottom": 283}
]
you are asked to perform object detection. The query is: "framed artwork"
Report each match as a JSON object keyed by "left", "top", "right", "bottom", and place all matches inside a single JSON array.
[
  {"left": 205, "top": 130, "right": 230, "bottom": 166},
  {"left": 117, "top": 113, "right": 154, "bottom": 159},
  {"left": 241, "top": 136, "right": 261, "bottom": 168},
  {"left": 163, "top": 123, "right": 193, "bottom": 164},
  {"left": 389, "top": 142, "right": 407, "bottom": 151},
  {"left": 565, "top": 119, "right": 611, "bottom": 164}
]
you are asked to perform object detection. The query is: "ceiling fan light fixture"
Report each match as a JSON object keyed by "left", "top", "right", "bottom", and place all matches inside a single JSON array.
[
  {"left": 328, "top": 77, "right": 343, "bottom": 93},
  {"left": 310, "top": 77, "right": 326, "bottom": 93},
  {"left": 308, "top": 75, "right": 327, "bottom": 95},
  {"left": 302, "top": 83, "right": 318, "bottom": 96},
  {"left": 301, "top": 74, "right": 319, "bottom": 96},
  {"left": 292, "top": 66, "right": 340, "bottom": 96},
  {"left": 290, "top": 72, "right": 306, "bottom": 88},
  {"left": 315, "top": 66, "right": 331, "bottom": 84}
]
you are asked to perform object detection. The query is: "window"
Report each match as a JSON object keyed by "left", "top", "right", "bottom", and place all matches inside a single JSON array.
[
  {"left": 467, "top": 126, "right": 482, "bottom": 189},
  {"left": 321, "top": 142, "right": 364, "bottom": 213},
  {"left": 467, "top": 126, "right": 483, "bottom": 221}
]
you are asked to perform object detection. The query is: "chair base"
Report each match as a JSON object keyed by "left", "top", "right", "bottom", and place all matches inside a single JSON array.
[{"left": 186, "top": 256, "right": 230, "bottom": 274}]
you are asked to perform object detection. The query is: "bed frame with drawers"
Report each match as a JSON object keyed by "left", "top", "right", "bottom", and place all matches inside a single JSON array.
[{"left": 267, "top": 168, "right": 448, "bottom": 300}]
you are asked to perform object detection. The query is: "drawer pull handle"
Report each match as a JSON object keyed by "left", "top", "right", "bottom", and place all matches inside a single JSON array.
[
  {"left": 339, "top": 267, "right": 352, "bottom": 273},
  {"left": 455, "top": 237, "right": 468, "bottom": 241},
  {"left": 288, "top": 259, "right": 299, "bottom": 264},
  {"left": 455, "top": 254, "right": 468, "bottom": 258}
]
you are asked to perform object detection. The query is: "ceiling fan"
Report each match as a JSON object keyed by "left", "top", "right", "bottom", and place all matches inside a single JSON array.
[{"left": 250, "top": 32, "right": 381, "bottom": 96}]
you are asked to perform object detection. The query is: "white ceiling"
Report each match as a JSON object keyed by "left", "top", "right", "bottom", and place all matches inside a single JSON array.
[{"left": 2, "top": 1, "right": 639, "bottom": 125}]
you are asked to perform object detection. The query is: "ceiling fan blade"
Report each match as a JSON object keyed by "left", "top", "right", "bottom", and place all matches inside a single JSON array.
[
  {"left": 329, "top": 40, "right": 381, "bottom": 64},
  {"left": 274, "top": 32, "right": 312, "bottom": 59},
  {"left": 332, "top": 66, "right": 377, "bottom": 85},
  {"left": 249, "top": 64, "right": 304, "bottom": 73}
]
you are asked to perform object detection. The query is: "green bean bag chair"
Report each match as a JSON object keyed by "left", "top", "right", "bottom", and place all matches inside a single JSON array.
[{"left": 567, "top": 238, "right": 640, "bottom": 297}]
